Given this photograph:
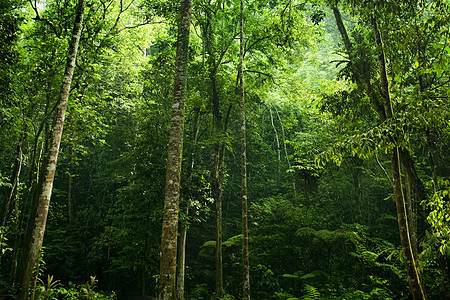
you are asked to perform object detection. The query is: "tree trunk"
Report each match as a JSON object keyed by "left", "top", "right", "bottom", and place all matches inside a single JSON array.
[
  {"left": 215, "top": 172, "right": 223, "bottom": 299},
  {"left": 333, "top": 8, "right": 427, "bottom": 298},
  {"left": 158, "top": 0, "right": 191, "bottom": 298},
  {"left": 176, "top": 108, "right": 200, "bottom": 300},
  {"left": 239, "top": 1, "right": 250, "bottom": 299},
  {"left": 0, "top": 147, "right": 22, "bottom": 273},
  {"left": 214, "top": 106, "right": 230, "bottom": 299},
  {"left": 405, "top": 173, "right": 418, "bottom": 257},
  {"left": 399, "top": 149, "right": 427, "bottom": 204},
  {"left": 12, "top": 126, "right": 48, "bottom": 288},
  {"left": 176, "top": 205, "right": 188, "bottom": 300},
  {"left": 371, "top": 17, "right": 426, "bottom": 300},
  {"left": 1, "top": 145, "right": 22, "bottom": 228},
  {"left": 17, "top": 0, "right": 86, "bottom": 298},
  {"left": 208, "top": 28, "right": 224, "bottom": 300},
  {"left": 211, "top": 69, "right": 224, "bottom": 299},
  {"left": 67, "top": 145, "right": 76, "bottom": 223},
  {"left": 331, "top": 7, "right": 386, "bottom": 122},
  {"left": 391, "top": 149, "right": 425, "bottom": 299}
]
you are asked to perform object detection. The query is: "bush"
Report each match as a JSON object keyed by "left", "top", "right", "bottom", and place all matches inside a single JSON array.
[{"left": 35, "top": 275, "right": 116, "bottom": 300}]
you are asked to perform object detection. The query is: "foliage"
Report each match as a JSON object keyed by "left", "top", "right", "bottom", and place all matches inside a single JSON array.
[
  {"left": 34, "top": 275, "right": 116, "bottom": 300},
  {"left": 0, "top": 0, "right": 449, "bottom": 298},
  {"left": 421, "top": 179, "right": 450, "bottom": 257}
]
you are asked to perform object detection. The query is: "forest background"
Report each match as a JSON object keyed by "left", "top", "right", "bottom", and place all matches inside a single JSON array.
[{"left": 0, "top": 0, "right": 449, "bottom": 299}]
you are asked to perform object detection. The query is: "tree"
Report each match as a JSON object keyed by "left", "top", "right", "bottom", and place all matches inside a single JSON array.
[
  {"left": 239, "top": 0, "right": 250, "bottom": 299},
  {"left": 1, "top": 0, "right": 448, "bottom": 298},
  {"left": 17, "top": 0, "right": 86, "bottom": 298},
  {"left": 371, "top": 16, "right": 425, "bottom": 299},
  {"left": 158, "top": 0, "right": 192, "bottom": 298},
  {"left": 326, "top": 1, "right": 450, "bottom": 297}
]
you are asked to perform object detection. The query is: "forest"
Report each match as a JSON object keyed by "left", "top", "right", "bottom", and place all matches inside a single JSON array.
[{"left": 0, "top": 0, "right": 449, "bottom": 299}]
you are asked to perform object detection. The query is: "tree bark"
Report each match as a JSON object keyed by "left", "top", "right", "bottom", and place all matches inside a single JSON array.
[
  {"left": 207, "top": 22, "right": 224, "bottom": 300},
  {"left": 371, "top": 17, "right": 426, "bottom": 300},
  {"left": 239, "top": 0, "right": 250, "bottom": 299},
  {"left": 158, "top": 0, "right": 191, "bottom": 298},
  {"left": 176, "top": 205, "right": 188, "bottom": 300},
  {"left": 17, "top": 0, "right": 86, "bottom": 298},
  {"left": 176, "top": 108, "right": 200, "bottom": 300}
]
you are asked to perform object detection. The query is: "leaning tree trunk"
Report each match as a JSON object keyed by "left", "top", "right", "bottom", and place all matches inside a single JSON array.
[
  {"left": 333, "top": 8, "right": 426, "bottom": 298},
  {"left": 158, "top": 0, "right": 191, "bottom": 298},
  {"left": 331, "top": 7, "right": 386, "bottom": 122},
  {"left": 239, "top": 0, "right": 250, "bottom": 299},
  {"left": 17, "top": 0, "right": 86, "bottom": 298},
  {"left": 371, "top": 17, "right": 426, "bottom": 300}
]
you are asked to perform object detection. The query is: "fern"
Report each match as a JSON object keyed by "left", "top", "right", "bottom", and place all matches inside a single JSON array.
[
  {"left": 295, "top": 227, "right": 355, "bottom": 242},
  {"left": 199, "top": 235, "right": 243, "bottom": 256},
  {"left": 301, "top": 284, "right": 320, "bottom": 300}
]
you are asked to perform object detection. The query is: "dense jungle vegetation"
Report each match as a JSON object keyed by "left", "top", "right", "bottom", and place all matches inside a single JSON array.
[{"left": 0, "top": 0, "right": 449, "bottom": 299}]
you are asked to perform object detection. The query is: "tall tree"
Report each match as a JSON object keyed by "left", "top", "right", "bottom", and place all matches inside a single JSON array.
[
  {"left": 158, "top": 0, "right": 192, "bottom": 298},
  {"left": 177, "top": 108, "right": 201, "bottom": 300},
  {"left": 17, "top": 0, "right": 86, "bottom": 298},
  {"left": 191, "top": 2, "right": 237, "bottom": 296},
  {"left": 329, "top": 3, "right": 440, "bottom": 298},
  {"left": 370, "top": 17, "right": 425, "bottom": 299},
  {"left": 239, "top": 0, "right": 250, "bottom": 299}
]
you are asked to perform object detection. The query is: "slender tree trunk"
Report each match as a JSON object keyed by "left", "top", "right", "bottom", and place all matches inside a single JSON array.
[
  {"left": 371, "top": 17, "right": 426, "bottom": 300},
  {"left": 399, "top": 150, "right": 427, "bottom": 203},
  {"left": 391, "top": 149, "right": 425, "bottom": 299},
  {"left": 211, "top": 76, "right": 224, "bottom": 299},
  {"left": 1, "top": 145, "right": 22, "bottom": 228},
  {"left": 0, "top": 144, "right": 22, "bottom": 271},
  {"left": 159, "top": 0, "right": 191, "bottom": 298},
  {"left": 239, "top": 1, "right": 250, "bottom": 299},
  {"left": 10, "top": 185, "right": 22, "bottom": 285},
  {"left": 67, "top": 175, "right": 74, "bottom": 222},
  {"left": 67, "top": 146, "right": 75, "bottom": 223},
  {"left": 268, "top": 106, "right": 281, "bottom": 161},
  {"left": 215, "top": 105, "right": 231, "bottom": 299},
  {"left": 12, "top": 126, "right": 47, "bottom": 288},
  {"left": 351, "top": 158, "right": 363, "bottom": 223},
  {"left": 274, "top": 107, "right": 296, "bottom": 196},
  {"left": 0, "top": 145, "right": 22, "bottom": 269},
  {"left": 17, "top": 0, "right": 86, "bottom": 298},
  {"left": 405, "top": 173, "right": 418, "bottom": 257},
  {"left": 331, "top": 7, "right": 386, "bottom": 121},
  {"left": 331, "top": 7, "right": 352, "bottom": 52},
  {"left": 201, "top": 7, "right": 234, "bottom": 296},
  {"left": 176, "top": 205, "right": 188, "bottom": 300},
  {"left": 214, "top": 171, "right": 223, "bottom": 299},
  {"left": 208, "top": 32, "right": 224, "bottom": 300},
  {"left": 176, "top": 108, "right": 200, "bottom": 300}
]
